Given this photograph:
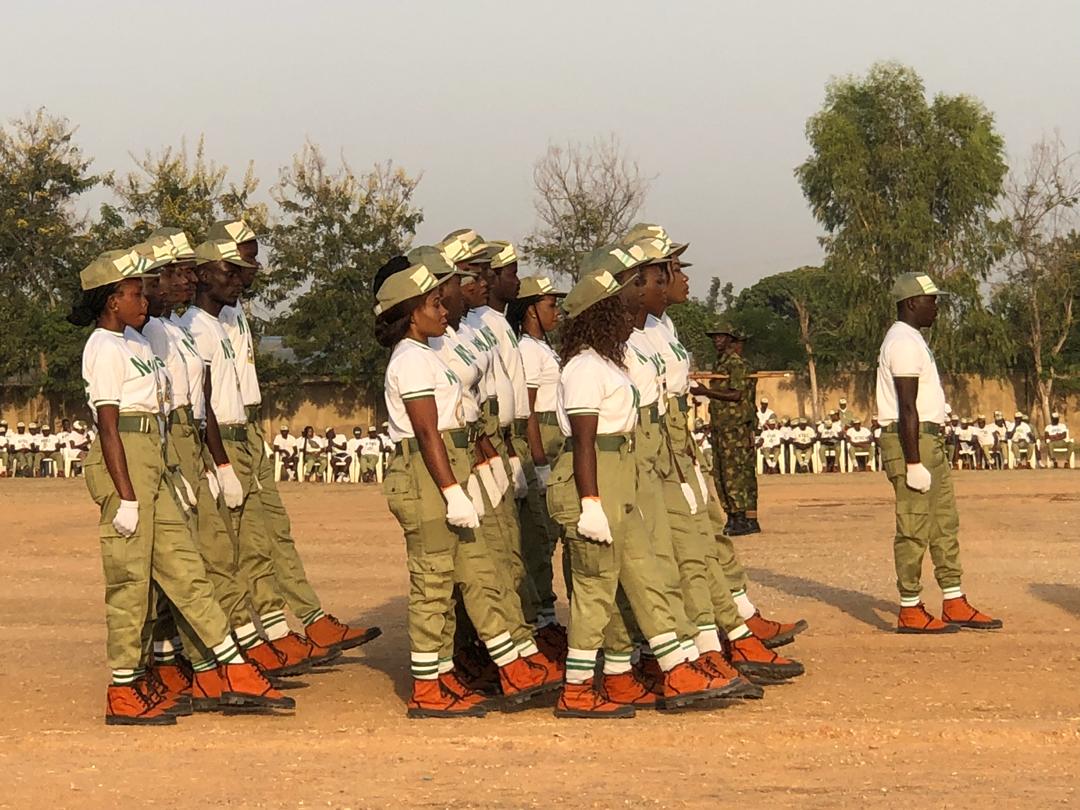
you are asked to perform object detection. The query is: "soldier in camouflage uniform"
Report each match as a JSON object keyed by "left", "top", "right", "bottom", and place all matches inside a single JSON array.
[{"left": 700, "top": 325, "right": 759, "bottom": 536}]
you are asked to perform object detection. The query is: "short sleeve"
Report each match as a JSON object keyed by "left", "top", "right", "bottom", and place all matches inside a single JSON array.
[
  {"left": 86, "top": 338, "right": 127, "bottom": 407},
  {"left": 186, "top": 315, "right": 216, "bottom": 366},
  {"left": 391, "top": 348, "right": 438, "bottom": 400},
  {"left": 885, "top": 336, "right": 925, "bottom": 378},
  {"left": 519, "top": 340, "right": 543, "bottom": 388},
  {"left": 561, "top": 357, "right": 603, "bottom": 415}
]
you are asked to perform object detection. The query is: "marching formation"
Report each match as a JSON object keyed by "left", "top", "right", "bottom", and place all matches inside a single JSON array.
[
  {"left": 374, "top": 225, "right": 809, "bottom": 719},
  {"left": 67, "top": 222, "right": 380, "bottom": 726}
]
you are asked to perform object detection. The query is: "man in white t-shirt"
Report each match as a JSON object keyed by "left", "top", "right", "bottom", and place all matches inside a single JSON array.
[
  {"left": 954, "top": 418, "right": 977, "bottom": 469},
  {"left": 817, "top": 418, "right": 843, "bottom": 473},
  {"left": 272, "top": 425, "right": 298, "bottom": 481},
  {"left": 875, "top": 272, "right": 1000, "bottom": 633},
  {"left": 359, "top": 427, "right": 383, "bottom": 483},
  {"left": 1043, "top": 411, "right": 1073, "bottom": 467},
  {"left": 972, "top": 415, "right": 998, "bottom": 470},
  {"left": 325, "top": 428, "right": 350, "bottom": 482},
  {"left": 757, "top": 417, "right": 783, "bottom": 473},
  {"left": 845, "top": 419, "right": 874, "bottom": 472},
  {"left": 1010, "top": 413, "right": 1036, "bottom": 468},
  {"left": 756, "top": 398, "right": 776, "bottom": 432},
  {"left": 790, "top": 417, "right": 817, "bottom": 473},
  {"left": 38, "top": 424, "right": 61, "bottom": 476}
]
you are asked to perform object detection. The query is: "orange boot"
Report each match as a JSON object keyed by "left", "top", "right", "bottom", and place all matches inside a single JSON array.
[
  {"left": 525, "top": 650, "right": 565, "bottom": 685},
  {"left": 698, "top": 651, "right": 763, "bottom": 699},
  {"left": 726, "top": 635, "right": 805, "bottom": 683},
  {"left": 438, "top": 670, "right": 492, "bottom": 710},
  {"left": 632, "top": 656, "right": 664, "bottom": 696},
  {"left": 273, "top": 632, "right": 341, "bottom": 668},
  {"left": 942, "top": 596, "right": 1003, "bottom": 630},
  {"left": 305, "top": 615, "right": 383, "bottom": 652},
  {"left": 246, "top": 641, "right": 311, "bottom": 677},
  {"left": 105, "top": 682, "right": 176, "bottom": 726},
  {"left": 191, "top": 667, "right": 226, "bottom": 712},
  {"left": 219, "top": 662, "right": 296, "bottom": 709},
  {"left": 555, "top": 679, "right": 635, "bottom": 719},
  {"left": 602, "top": 672, "right": 658, "bottom": 709},
  {"left": 498, "top": 656, "right": 561, "bottom": 710},
  {"left": 744, "top": 611, "right": 810, "bottom": 649},
  {"left": 897, "top": 603, "right": 962, "bottom": 634},
  {"left": 147, "top": 664, "right": 193, "bottom": 716},
  {"left": 408, "top": 678, "right": 487, "bottom": 718},
  {"left": 660, "top": 660, "right": 726, "bottom": 709}
]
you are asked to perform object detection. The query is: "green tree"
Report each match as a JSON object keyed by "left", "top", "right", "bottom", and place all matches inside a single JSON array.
[
  {"left": 261, "top": 143, "right": 423, "bottom": 395},
  {"left": 795, "top": 62, "right": 1008, "bottom": 366}
]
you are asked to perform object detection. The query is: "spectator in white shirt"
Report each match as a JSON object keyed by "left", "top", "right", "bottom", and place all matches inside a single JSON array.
[
  {"left": 845, "top": 419, "right": 874, "bottom": 472},
  {"left": 272, "top": 424, "right": 298, "bottom": 481},
  {"left": 299, "top": 426, "right": 324, "bottom": 481},
  {"left": 1043, "top": 411, "right": 1073, "bottom": 468}
]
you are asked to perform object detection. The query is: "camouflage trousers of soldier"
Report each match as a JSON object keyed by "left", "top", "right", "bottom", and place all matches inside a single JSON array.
[{"left": 712, "top": 425, "right": 758, "bottom": 515}]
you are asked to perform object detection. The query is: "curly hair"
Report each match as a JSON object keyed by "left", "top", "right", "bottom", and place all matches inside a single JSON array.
[
  {"left": 559, "top": 294, "right": 631, "bottom": 369},
  {"left": 67, "top": 282, "right": 120, "bottom": 327},
  {"left": 374, "top": 295, "right": 425, "bottom": 348}
]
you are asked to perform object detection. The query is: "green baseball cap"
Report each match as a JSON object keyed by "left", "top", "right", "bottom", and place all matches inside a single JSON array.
[
  {"left": 891, "top": 272, "right": 948, "bottom": 304},
  {"left": 621, "top": 223, "right": 689, "bottom": 257},
  {"left": 487, "top": 240, "right": 518, "bottom": 270},
  {"left": 206, "top": 219, "right": 257, "bottom": 244},
  {"left": 406, "top": 245, "right": 461, "bottom": 278},
  {"left": 438, "top": 229, "right": 491, "bottom": 265},
  {"left": 562, "top": 268, "right": 624, "bottom": 319},
  {"left": 194, "top": 239, "right": 258, "bottom": 268},
  {"left": 577, "top": 243, "right": 650, "bottom": 279},
  {"left": 79, "top": 248, "right": 156, "bottom": 291},
  {"left": 374, "top": 259, "right": 452, "bottom": 316},
  {"left": 517, "top": 275, "right": 568, "bottom": 299},
  {"left": 148, "top": 227, "right": 196, "bottom": 261}
]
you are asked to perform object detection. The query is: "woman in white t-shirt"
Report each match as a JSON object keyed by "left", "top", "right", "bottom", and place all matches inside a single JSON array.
[
  {"left": 547, "top": 256, "right": 724, "bottom": 720},
  {"left": 375, "top": 255, "right": 555, "bottom": 719},
  {"left": 68, "top": 249, "right": 291, "bottom": 727}
]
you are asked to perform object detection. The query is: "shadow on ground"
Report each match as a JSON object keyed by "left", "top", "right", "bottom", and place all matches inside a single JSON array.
[
  {"left": 337, "top": 595, "right": 410, "bottom": 700},
  {"left": 746, "top": 566, "right": 896, "bottom": 631},
  {"left": 1028, "top": 583, "right": 1080, "bottom": 620}
]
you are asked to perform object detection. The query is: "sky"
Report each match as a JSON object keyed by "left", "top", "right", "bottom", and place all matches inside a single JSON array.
[{"left": 3, "top": 0, "right": 1079, "bottom": 297}]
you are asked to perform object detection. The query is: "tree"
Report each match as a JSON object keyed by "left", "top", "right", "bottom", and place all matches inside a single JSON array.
[
  {"left": 993, "top": 135, "right": 1080, "bottom": 424},
  {"left": 0, "top": 109, "right": 102, "bottom": 410},
  {"left": 522, "top": 135, "right": 651, "bottom": 282},
  {"left": 261, "top": 143, "right": 423, "bottom": 394},
  {"left": 795, "top": 62, "right": 1008, "bottom": 366}
]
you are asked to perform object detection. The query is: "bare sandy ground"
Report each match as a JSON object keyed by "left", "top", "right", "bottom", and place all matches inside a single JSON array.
[{"left": 1, "top": 470, "right": 1078, "bottom": 808}]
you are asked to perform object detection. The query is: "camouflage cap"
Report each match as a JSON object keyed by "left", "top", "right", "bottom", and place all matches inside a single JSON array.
[
  {"left": 79, "top": 248, "right": 156, "bottom": 291},
  {"left": 374, "top": 259, "right": 451, "bottom": 316},
  {"left": 977, "top": 413, "right": 986, "bottom": 420},
  {"left": 628, "top": 234, "right": 676, "bottom": 264},
  {"left": 705, "top": 320, "right": 749, "bottom": 340},
  {"left": 891, "top": 272, "right": 949, "bottom": 304},
  {"left": 406, "top": 245, "right": 460, "bottom": 279},
  {"left": 577, "top": 243, "right": 649, "bottom": 279},
  {"left": 438, "top": 229, "right": 491, "bottom": 265},
  {"left": 148, "top": 227, "right": 197, "bottom": 261},
  {"left": 517, "top": 275, "right": 568, "bottom": 299},
  {"left": 206, "top": 219, "right": 258, "bottom": 244},
  {"left": 621, "top": 223, "right": 689, "bottom": 257},
  {"left": 487, "top": 240, "right": 518, "bottom": 270},
  {"left": 194, "top": 239, "right": 257, "bottom": 269},
  {"left": 562, "top": 269, "right": 624, "bottom": 319},
  {"left": 133, "top": 237, "right": 176, "bottom": 273}
]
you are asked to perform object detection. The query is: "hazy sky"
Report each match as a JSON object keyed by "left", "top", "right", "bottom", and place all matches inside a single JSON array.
[{"left": 3, "top": 1, "right": 1078, "bottom": 296}]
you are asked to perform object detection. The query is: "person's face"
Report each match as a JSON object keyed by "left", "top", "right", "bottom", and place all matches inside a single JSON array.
[
  {"left": 710, "top": 334, "right": 730, "bottom": 354},
  {"left": 198, "top": 261, "right": 240, "bottom": 307},
  {"left": 978, "top": 419, "right": 986, "bottom": 427},
  {"left": 439, "top": 275, "right": 464, "bottom": 323},
  {"left": 353, "top": 430, "right": 362, "bottom": 438},
  {"left": 641, "top": 265, "right": 668, "bottom": 317},
  {"left": 531, "top": 295, "right": 561, "bottom": 333},
  {"left": 62, "top": 420, "right": 71, "bottom": 430},
  {"left": 30, "top": 427, "right": 39, "bottom": 435},
  {"left": 280, "top": 428, "right": 288, "bottom": 437},
  {"left": 162, "top": 261, "right": 197, "bottom": 306},
  {"left": 1052, "top": 416, "right": 1060, "bottom": 425},
  {"left": 237, "top": 241, "right": 260, "bottom": 290},
  {"left": 492, "top": 263, "right": 520, "bottom": 301},
  {"left": 142, "top": 275, "right": 166, "bottom": 316},
  {"left": 904, "top": 294, "right": 939, "bottom": 328},
  {"left": 17, "top": 426, "right": 25, "bottom": 434},
  {"left": 326, "top": 429, "right": 335, "bottom": 439},
  {"left": 616, "top": 268, "right": 645, "bottom": 316},
  {"left": 460, "top": 275, "right": 488, "bottom": 309},
  {"left": 411, "top": 289, "right": 448, "bottom": 339},
  {"left": 665, "top": 262, "right": 689, "bottom": 305},
  {"left": 110, "top": 278, "right": 149, "bottom": 329}
]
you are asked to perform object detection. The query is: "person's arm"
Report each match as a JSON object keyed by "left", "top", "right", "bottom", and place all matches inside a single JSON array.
[
  {"left": 201, "top": 373, "right": 229, "bottom": 466},
  {"left": 404, "top": 398, "right": 457, "bottom": 488},
  {"left": 97, "top": 405, "right": 136, "bottom": 501},
  {"left": 570, "top": 414, "right": 599, "bottom": 499},
  {"left": 895, "top": 377, "right": 921, "bottom": 463},
  {"left": 691, "top": 383, "right": 741, "bottom": 402},
  {"left": 525, "top": 388, "right": 547, "bottom": 466}
]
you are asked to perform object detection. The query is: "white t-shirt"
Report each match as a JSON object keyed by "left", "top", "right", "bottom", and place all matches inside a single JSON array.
[
  {"left": 456, "top": 320, "right": 494, "bottom": 405},
  {"left": 519, "top": 335, "right": 561, "bottom": 414},
  {"left": 975, "top": 425, "right": 997, "bottom": 447},
  {"left": 462, "top": 310, "right": 514, "bottom": 426},
  {"left": 299, "top": 436, "right": 324, "bottom": 456},
  {"left": 992, "top": 422, "right": 1009, "bottom": 440},
  {"left": 557, "top": 348, "right": 639, "bottom": 437},
  {"left": 819, "top": 424, "right": 843, "bottom": 440},
  {"left": 144, "top": 317, "right": 190, "bottom": 412},
  {"left": 359, "top": 436, "right": 382, "bottom": 455},
  {"left": 756, "top": 408, "right": 777, "bottom": 429},
  {"left": 181, "top": 306, "right": 246, "bottom": 425},
  {"left": 379, "top": 433, "right": 393, "bottom": 451},
  {"left": 643, "top": 313, "right": 690, "bottom": 399},
  {"left": 475, "top": 306, "right": 529, "bottom": 420},
  {"left": 82, "top": 328, "right": 164, "bottom": 421},
  {"left": 38, "top": 433, "right": 58, "bottom": 452},
  {"left": 875, "top": 320, "right": 947, "bottom": 426},
  {"left": 1012, "top": 423, "right": 1034, "bottom": 442},
  {"left": 168, "top": 314, "right": 208, "bottom": 420},
  {"left": 846, "top": 426, "right": 872, "bottom": 444},
  {"left": 1046, "top": 423, "right": 1070, "bottom": 441},
  {"left": 327, "top": 434, "right": 349, "bottom": 457},
  {"left": 429, "top": 326, "right": 483, "bottom": 424},
  {"left": 384, "top": 338, "right": 465, "bottom": 442},
  {"left": 792, "top": 426, "right": 817, "bottom": 445},
  {"left": 346, "top": 436, "right": 363, "bottom": 456},
  {"left": 760, "top": 428, "right": 782, "bottom": 449},
  {"left": 956, "top": 427, "right": 975, "bottom": 447},
  {"left": 219, "top": 304, "right": 261, "bottom": 407},
  {"left": 8, "top": 432, "right": 30, "bottom": 451},
  {"left": 273, "top": 434, "right": 297, "bottom": 455},
  {"left": 624, "top": 328, "right": 665, "bottom": 410}
]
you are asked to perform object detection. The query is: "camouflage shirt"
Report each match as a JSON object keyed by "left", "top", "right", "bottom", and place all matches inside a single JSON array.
[{"left": 709, "top": 351, "right": 755, "bottom": 430}]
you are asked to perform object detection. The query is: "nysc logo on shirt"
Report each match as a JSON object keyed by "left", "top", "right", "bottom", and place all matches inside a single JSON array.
[
  {"left": 445, "top": 369, "right": 460, "bottom": 386},
  {"left": 221, "top": 339, "right": 237, "bottom": 360},
  {"left": 129, "top": 356, "right": 157, "bottom": 377},
  {"left": 631, "top": 385, "right": 641, "bottom": 412},
  {"left": 453, "top": 343, "right": 477, "bottom": 367},
  {"left": 669, "top": 340, "right": 689, "bottom": 362}
]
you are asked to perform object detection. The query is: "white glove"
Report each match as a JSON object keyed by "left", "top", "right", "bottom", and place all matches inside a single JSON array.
[
  {"left": 576, "top": 497, "right": 613, "bottom": 544},
  {"left": 681, "top": 481, "right": 699, "bottom": 515},
  {"left": 693, "top": 463, "right": 709, "bottom": 507},
  {"left": 465, "top": 474, "right": 486, "bottom": 520},
  {"left": 508, "top": 456, "right": 528, "bottom": 499},
  {"left": 179, "top": 474, "right": 197, "bottom": 509},
  {"left": 205, "top": 470, "right": 221, "bottom": 501},
  {"left": 534, "top": 463, "right": 551, "bottom": 490},
  {"left": 442, "top": 483, "right": 481, "bottom": 529},
  {"left": 217, "top": 463, "right": 244, "bottom": 509},
  {"left": 112, "top": 499, "right": 139, "bottom": 538},
  {"left": 905, "top": 463, "right": 932, "bottom": 493},
  {"left": 491, "top": 456, "right": 511, "bottom": 496},
  {"left": 263, "top": 441, "right": 273, "bottom": 459},
  {"left": 475, "top": 461, "right": 503, "bottom": 509}
]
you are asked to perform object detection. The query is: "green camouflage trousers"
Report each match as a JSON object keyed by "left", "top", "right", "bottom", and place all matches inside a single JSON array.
[{"left": 712, "top": 425, "right": 758, "bottom": 513}]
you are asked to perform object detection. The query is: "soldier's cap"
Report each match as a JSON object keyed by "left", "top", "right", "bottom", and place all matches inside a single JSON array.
[
  {"left": 823, "top": 418, "right": 833, "bottom": 426},
  {"left": 326, "top": 427, "right": 335, "bottom": 434},
  {"left": 16, "top": 421, "right": 25, "bottom": 428},
  {"left": 621, "top": 223, "right": 689, "bottom": 258},
  {"left": 206, "top": 219, "right": 258, "bottom": 245},
  {"left": 406, "top": 245, "right": 462, "bottom": 279},
  {"left": 994, "top": 410, "right": 1003, "bottom": 418},
  {"left": 148, "top": 227, "right": 197, "bottom": 261},
  {"left": 79, "top": 248, "right": 157, "bottom": 291},
  {"left": 578, "top": 243, "right": 650, "bottom": 280},
  {"left": 133, "top": 236, "right": 176, "bottom": 273},
  {"left": 374, "top": 260, "right": 451, "bottom": 316},
  {"left": 961, "top": 416, "right": 970, "bottom": 423},
  {"left": 194, "top": 239, "right": 257, "bottom": 269},
  {"left": 852, "top": 418, "right": 862, "bottom": 424},
  {"left": 438, "top": 229, "right": 491, "bottom": 266},
  {"left": 28, "top": 422, "right": 38, "bottom": 429},
  {"left": 382, "top": 421, "right": 389, "bottom": 427},
  {"left": 73, "top": 420, "right": 87, "bottom": 430},
  {"left": 891, "top": 272, "right": 950, "bottom": 304},
  {"left": 517, "top": 275, "right": 568, "bottom": 300},
  {"left": 486, "top": 240, "right": 518, "bottom": 270},
  {"left": 1051, "top": 411, "right": 1060, "bottom": 419},
  {"left": 705, "top": 321, "right": 749, "bottom": 339},
  {"left": 562, "top": 268, "right": 624, "bottom": 319},
  {"left": 694, "top": 418, "right": 705, "bottom": 429}
]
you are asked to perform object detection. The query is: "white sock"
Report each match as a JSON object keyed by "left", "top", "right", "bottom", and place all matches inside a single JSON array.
[
  {"left": 212, "top": 636, "right": 243, "bottom": 665},
  {"left": 411, "top": 651, "right": 438, "bottom": 680},
  {"left": 602, "top": 650, "right": 632, "bottom": 675},
  {"left": 437, "top": 657, "right": 453, "bottom": 675},
  {"left": 727, "top": 623, "right": 752, "bottom": 642},
  {"left": 484, "top": 632, "right": 518, "bottom": 668},
  {"left": 680, "top": 639, "right": 699, "bottom": 662},
  {"left": 731, "top": 588, "right": 756, "bottom": 621},
  {"left": 695, "top": 626, "right": 722, "bottom": 654},
  {"left": 647, "top": 632, "right": 683, "bottom": 672},
  {"left": 565, "top": 648, "right": 598, "bottom": 684},
  {"left": 942, "top": 587, "right": 963, "bottom": 601},
  {"left": 516, "top": 639, "right": 540, "bottom": 658},
  {"left": 235, "top": 621, "right": 261, "bottom": 649},
  {"left": 899, "top": 595, "right": 921, "bottom": 608},
  {"left": 260, "top": 611, "right": 289, "bottom": 641}
]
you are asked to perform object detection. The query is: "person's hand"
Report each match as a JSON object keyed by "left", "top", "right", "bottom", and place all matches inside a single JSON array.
[
  {"left": 205, "top": 470, "right": 221, "bottom": 501},
  {"left": 693, "top": 463, "right": 709, "bottom": 506},
  {"left": 465, "top": 474, "right": 486, "bottom": 520},
  {"left": 534, "top": 463, "right": 551, "bottom": 490},
  {"left": 490, "top": 456, "right": 511, "bottom": 495},
  {"left": 508, "top": 456, "right": 528, "bottom": 499},
  {"left": 442, "top": 483, "right": 480, "bottom": 528},
  {"left": 474, "top": 460, "right": 502, "bottom": 509},
  {"left": 905, "top": 463, "right": 932, "bottom": 493},
  {"left": 576, "top": 497, "right": 613, "bottom": 544},
  {"left": 689, "top": 384, "right": 709, "bottom": 397},
  {"left": 112, "top": 499, "right": 139, "bottom": 538},
  {"left": 681, "top": 481, "right": 699, "bottom": 515},
  {"left": 178, "top": 474, "right": 197, "bottom": 509},
  {"left": 217, "top": 463, "right": 244, "bottom": 509}
]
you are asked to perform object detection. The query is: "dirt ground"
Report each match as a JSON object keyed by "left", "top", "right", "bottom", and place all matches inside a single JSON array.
[{"left": 1, "top": 470, "right": 1078, "bottom": 809}]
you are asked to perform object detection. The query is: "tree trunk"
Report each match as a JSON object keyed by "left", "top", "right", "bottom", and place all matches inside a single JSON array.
[
  {"left": 794, "top": 298, "right": 820, "bottom": 421},
  {"left": 807, "top": 354, "right": 821, "bottom": 423}
]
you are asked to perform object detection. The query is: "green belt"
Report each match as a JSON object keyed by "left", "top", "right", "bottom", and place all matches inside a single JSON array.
[
  {"left": 245, "top": 405, "right": 261, "bottom": 424},
  {"left": 466, "top": 422, "right": 485, "bottom": 443},
  {"left": 881, "top": 422, "right": 942, "bottom": 437},
  {"left": 398, "top": 428, "right": 469, "bottom": 454},
  {"left": 483, "top": 398, "right": 499, "bottom": 418},
  {"left": 219, "top": 423, "right": 249, "bottom": 442},
  {"left": 117, "top": 413, "right": 160, "bottom": 434},
  {"left": 537, "top": 411, "right": 559, "bottom": 426},
  {"left": 512, "top": 417, "right": 529, "bottom": 438},
  {"left": 669, "top": 394, "right": 688, "bottom": 414},
  {"left": 169, "top": 405, "right": 195, "bottom": 426},
  {"left": 563, "top": 433, "right": 634, "bottom": 454},
  {"left": 639, "top": 402, "right": 660, "bottom": 424}
]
